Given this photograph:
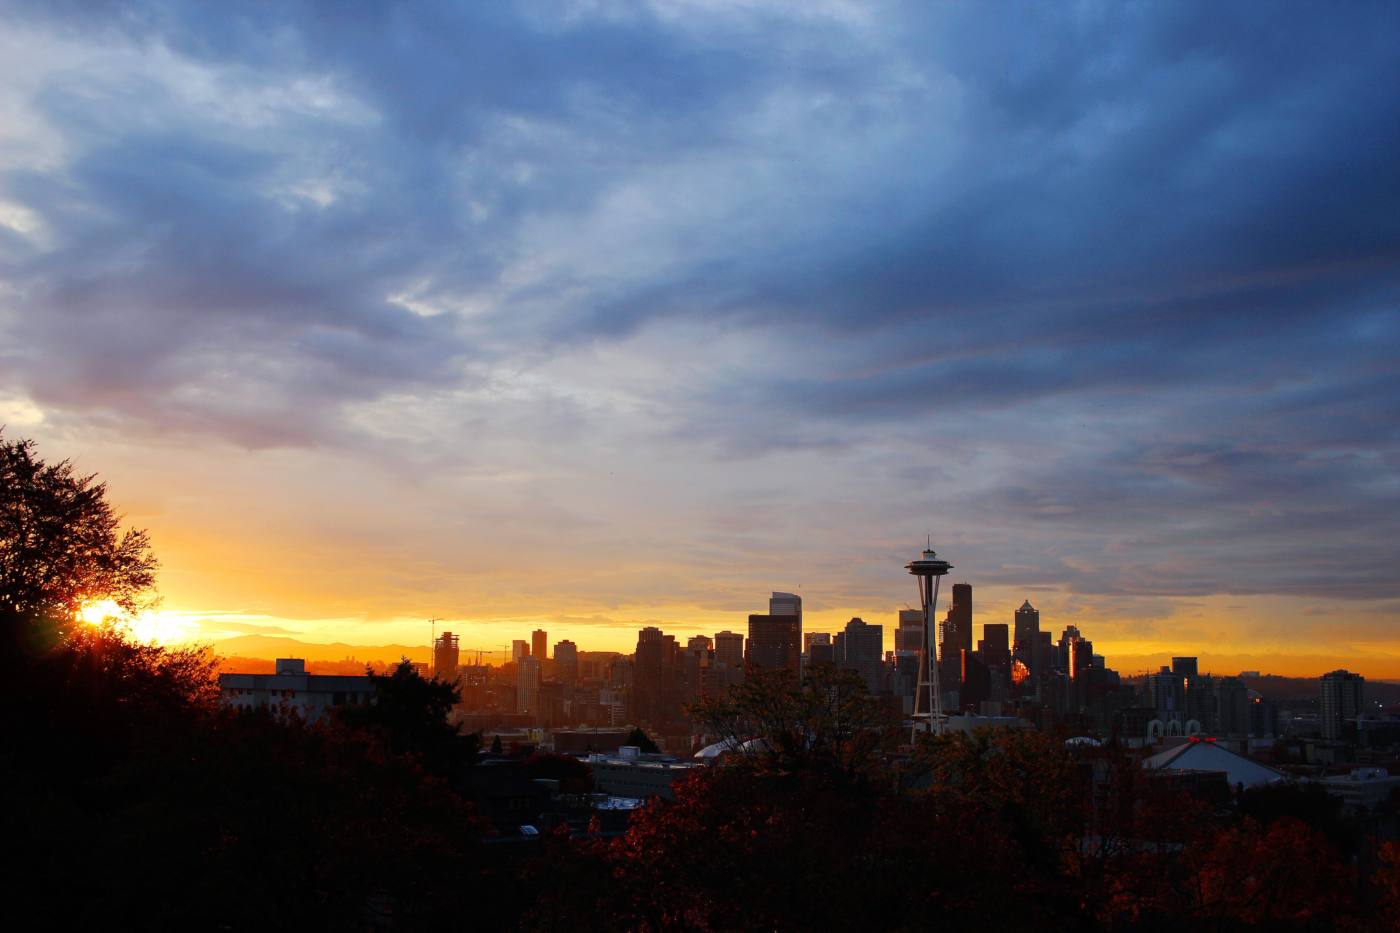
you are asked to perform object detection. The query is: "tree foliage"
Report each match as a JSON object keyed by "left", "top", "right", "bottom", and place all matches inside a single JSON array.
[
  {"left": 690, "top": 664, "right": 895, "bottom": 782},
  {"left": 1, "top": 433, "right": 158, "bottom": 644}
]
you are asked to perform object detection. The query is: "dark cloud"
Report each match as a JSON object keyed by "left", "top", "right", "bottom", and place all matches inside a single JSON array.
[{"left": 1, "top": 1, "right": 1397, "bottom": 608}]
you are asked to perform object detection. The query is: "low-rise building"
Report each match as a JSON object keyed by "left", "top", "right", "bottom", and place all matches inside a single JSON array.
[
  {"left": 587, "top": 747, "right": 702, "bottom": 800},
  {"left": 218, "top": 658, "right": 373, "bottom": 722},
  {"left": 1316, "top": 768, "right": 1400, "bottom": 813}
]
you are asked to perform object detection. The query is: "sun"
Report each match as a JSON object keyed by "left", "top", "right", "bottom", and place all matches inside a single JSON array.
[{"left": 77, "top": 599, "right": 194, "bottom": 645}]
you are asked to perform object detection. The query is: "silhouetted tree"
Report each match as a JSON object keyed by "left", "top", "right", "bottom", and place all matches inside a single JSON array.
[
  {"left": 1, "top": 432, "right": 158, "bottom": 657},
  {"left": 339, "top": 658, "right": 463, "bottom": 779},
  {"left": 625, "top": 726, "right": 660, "bottom": 754}
]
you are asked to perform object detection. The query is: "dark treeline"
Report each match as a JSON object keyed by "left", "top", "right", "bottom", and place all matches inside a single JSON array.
[{"left": 5, "top": 431, "right": 1400, "bottom": 930}]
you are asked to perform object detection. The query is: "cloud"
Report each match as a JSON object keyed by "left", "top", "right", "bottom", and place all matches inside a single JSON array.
[{"left": 0, "top": 0, "right": 1397, "bottom": 632}]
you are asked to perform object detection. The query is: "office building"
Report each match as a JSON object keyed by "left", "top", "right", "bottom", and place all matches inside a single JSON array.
[
  {"left": 1321, "top": 670, "right": 1365, "bottom": 741},
  {"left": 512, "top": 639, "right": 530, "bottom": 662},
  {"left": 1012, "top": 600, "right": 1040, "bottom": 676},
  {"left": 895, "top": 609, "right": 924, "bottom": 652},
  {"left": 748, "top": 593, "right": 802, "bottom": 674},
  {"left": 516, "top": 657, "right": 541, "bottom": 713},
  {"left": 835, "top": 617, "right": 884, "bottom": 693},
  {"left": 714, "top": 631, "right": 745, "bottom": 669},
  {"left": 978, "top": 623, "right": 1010, "bottom": 670},
  {"left": 532, "top": 629, "right": 549, "bottom": 662},
  {"left": 769, "top": 591, "right": 802, "bottom": 620},
  {"left": 633, "top": 627, "right": 679, "bottom": 725},
  {"left": 1172, "top": 657, "right": 1199, "bottom": 679},
  {"left": 554, "top": 639, "right": 579, "bottom": 684},
  {"left": 943, "top": 582, "right": 973, "bottom": 658}
]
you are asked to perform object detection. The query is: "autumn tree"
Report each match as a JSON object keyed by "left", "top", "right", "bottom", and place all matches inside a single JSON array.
[{"left": 690, "top": 664, "right": 896, "bottom": 782}]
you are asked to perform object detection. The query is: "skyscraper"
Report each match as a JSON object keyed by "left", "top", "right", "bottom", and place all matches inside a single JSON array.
[
  {"left": 895, "top": 609, "right": 923, "bottom": 652},
  {"left": 1012, "top": 600, "right": 1040, "bottom": 675},
  {"left": 835, "top": 617, "right": 883, "bottom": 693},
  {"left": 804, "top": 631, "right": 832, "bottom": 653},
  {"left": 1320, "top": 669, "right": 1365, "bottom": 741},
  {"left": 532, "top": 629, "right": 549, "bottom": 662},
  {"left": 943, "top": 582, "right": 973, "bottom": 658},
  {"left": 517, "top": 656, "right": 541, "bottom": 713},
  {"left": 554, "top": 639, "right": 579, "bottom": 684},
  {"left": 747, "top": 612, "right": 801, "bottom": 674},
  {"left": 978, "top": 623, "right": 1010, "bottom": 670},
  {"left": 633, "top": 627, "right": 679, "bottom": 725},
  {"left": 744, "top": 592, "right": 802, "bottom": 675},
  {"left": 714, "top": 631, "right": 744, "bottom": 669},
  {"left": 512, "top": 639, "right": 530, "bottom": 662},
  {"left": 769, "top": 591, "right": 802, "bottom": 620}
]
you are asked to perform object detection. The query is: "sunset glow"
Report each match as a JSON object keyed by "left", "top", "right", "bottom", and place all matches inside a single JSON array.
[{"left": 79, "top": 600, "right": 196, "bottom": 647}]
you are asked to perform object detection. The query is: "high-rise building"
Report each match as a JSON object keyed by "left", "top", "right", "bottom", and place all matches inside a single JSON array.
[
  {"left": 1068, "top": 635, "right": 1093, "bottom": 681},
  {"left": 809, "top": 642, "right": 837, "bottom": 666},
  {"left": 804, "top": 632, "right": 832, "bottom": 653},
  {"left": 835, "top": 617, "right": 884, "bottom": 693},
  {"left": 1146, "top": 665, "right": 1182, "bottom": 713},
  {"left": 512, "top": 639, "right": 530, "bottom": 662},
  {"left": 433, "top": 630, "right": 460, "bottom": 680},
  {"left": 1012, "top": 600, "right": 1040, "bottom": 675},
  {"left": 554, "top": 639, "right": 579, "bottom": 684},
  {"left": 1214, "top": 677, "right": 1250, "bottom": 736},
  {"left": 532, "top": 629, "right": 549, "bottom": 662},
  {"left": 747, "top": 612, "right": 801, "bottom": 674},
  {"left": 1320, "top": 670, "right": 1365, "bottom": 741},
  {"left": 517, "top": 657, "right": 541, "bottom": 713},
  {"left": 895, "top": 609, "right": 924, "bottom": 652},
  {"left": 1172, "top": 657, "right": 1198, "bottom": 679},
  {"left": 688, "top": 635, "right": 714, "bottom": 655},
  {"left": 978, "top": 623, "right": 1010, "bottom": 670},
  {"left": 942, "top": 582, "right": 973, "bottom": 657},
  {"left": 961, "top": 650, "right": 991, "bottom": 712},
  {"left": 714, "top": 631, "right": 744, "bottom": 669},
  {"left": 633, "top": 627, "right": 679, "bottom": 725},
  {"left": 770, "top": 592, "right": 802, "bottom": 619}
]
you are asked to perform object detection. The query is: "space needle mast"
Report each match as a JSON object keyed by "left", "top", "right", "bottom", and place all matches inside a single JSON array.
[{"left": 907, "top": 539, "right": 952, "bottom": 743}]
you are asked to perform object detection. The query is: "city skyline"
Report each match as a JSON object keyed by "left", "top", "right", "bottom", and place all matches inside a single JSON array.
[{"left": 4, "top": 3, "right": 1398, "bottom": 679}]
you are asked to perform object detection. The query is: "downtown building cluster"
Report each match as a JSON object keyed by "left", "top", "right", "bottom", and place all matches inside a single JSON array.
[{"left": 417, "top": 585, "right": 1150, "bottom": 752}]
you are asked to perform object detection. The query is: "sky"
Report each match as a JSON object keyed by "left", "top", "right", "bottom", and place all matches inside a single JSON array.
[{"left": 3, "top": 1, "right": 1399, "bottom": 677}]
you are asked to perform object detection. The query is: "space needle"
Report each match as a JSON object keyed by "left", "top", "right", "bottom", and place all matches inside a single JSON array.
[{"left": 907, "top": 539, "right": 952, "bottom": 742}]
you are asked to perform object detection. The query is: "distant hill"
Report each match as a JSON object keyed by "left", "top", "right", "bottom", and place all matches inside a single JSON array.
[{"left": 198, "top": 634, "right": 429, "bottom": 667}]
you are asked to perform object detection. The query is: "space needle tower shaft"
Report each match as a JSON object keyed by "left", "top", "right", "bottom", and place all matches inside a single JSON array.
[{"left": 906, "top": 541, "right": 952, "bottom": 744}]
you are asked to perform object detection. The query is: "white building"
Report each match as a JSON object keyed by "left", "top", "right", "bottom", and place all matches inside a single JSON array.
[
  {"left": 218, "top": 658, "right": 373, "bottom": 722},
  {"left": 1141, "top": 737, "right": 1285, "bottom": 789}
]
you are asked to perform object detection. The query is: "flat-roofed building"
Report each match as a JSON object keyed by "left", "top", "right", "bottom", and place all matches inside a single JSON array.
[{"left": 219, "top": 658, "right": 373, "bottom": 722}]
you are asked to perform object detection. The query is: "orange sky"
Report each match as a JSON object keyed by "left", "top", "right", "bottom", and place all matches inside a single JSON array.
[{"left": 16, "top": 425, "right": 1389, "bottom": 681}]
